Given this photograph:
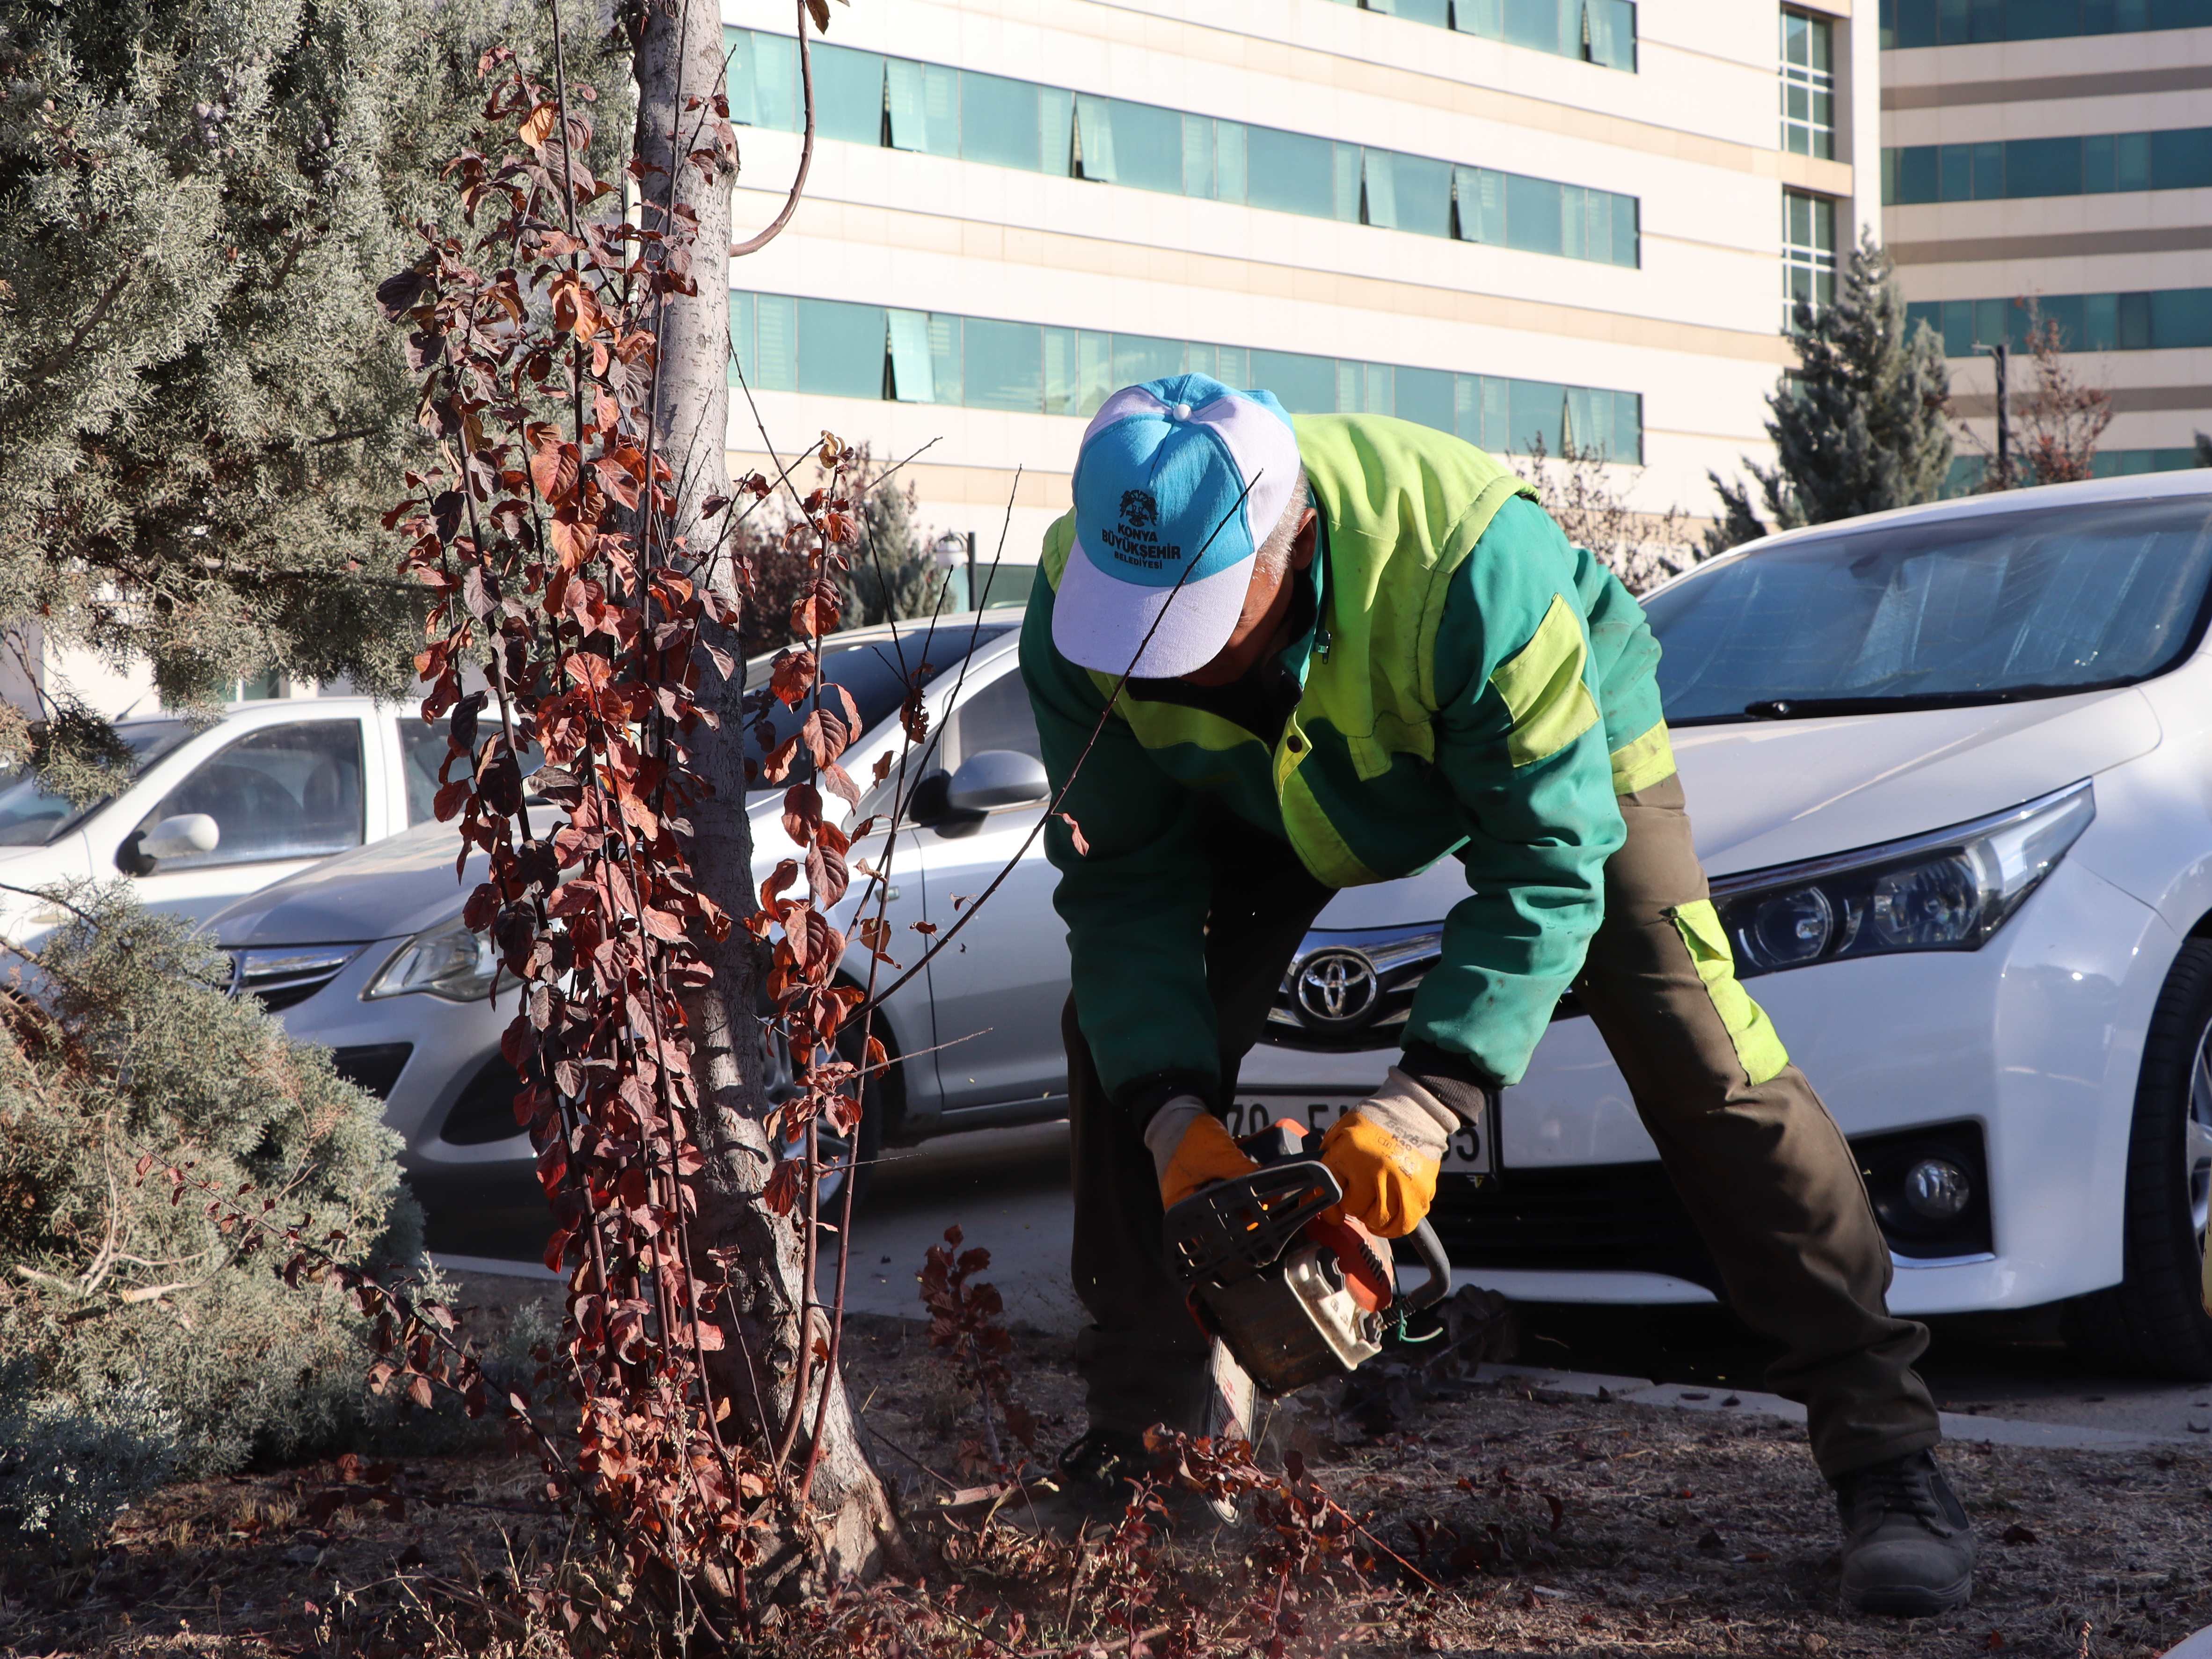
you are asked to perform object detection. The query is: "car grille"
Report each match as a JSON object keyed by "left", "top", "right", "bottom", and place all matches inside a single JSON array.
[
  {"left": 1261, "top": 925, "right": 1442, "bottom": 1052},
  {"left": 331, "top": 1043, "right": 413, "bottom": 1101},
  {"left": 1260, "top": 925, "right": 1585, "bottom": 1051},
  {"left": 229, "top": 947, "right": 360, "bottom": 1012},
  {"left": 1427, "top": 1162, "right": 1723, "bottom": 1290}
]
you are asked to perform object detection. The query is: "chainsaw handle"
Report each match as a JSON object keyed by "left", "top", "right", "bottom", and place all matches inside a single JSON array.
[{"left": 1400, "top": 1219, "right": 1452, "bottom": 1315}]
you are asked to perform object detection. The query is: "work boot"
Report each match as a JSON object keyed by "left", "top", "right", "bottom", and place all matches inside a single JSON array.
[
  {"left": 1832, "top": 1449, "right": 1976, "bottom": 1616},
  {"left": 1053, "top": 1426, "right": 1155, "bottom": 1517}
]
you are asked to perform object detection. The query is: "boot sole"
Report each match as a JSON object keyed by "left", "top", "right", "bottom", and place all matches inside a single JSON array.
[{"left": 1843, "top": 1569, "right": 1974, "bottom": 1618}]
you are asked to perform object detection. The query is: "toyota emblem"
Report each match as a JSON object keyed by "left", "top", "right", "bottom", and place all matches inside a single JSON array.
[{"left": 1294, "top": 948, "right": 1381, "bottom": 1029}]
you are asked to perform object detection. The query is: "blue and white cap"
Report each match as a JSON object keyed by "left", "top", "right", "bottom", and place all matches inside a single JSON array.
[{"left": 1053, "top": 373, "right": 1303, "bottom": 679}]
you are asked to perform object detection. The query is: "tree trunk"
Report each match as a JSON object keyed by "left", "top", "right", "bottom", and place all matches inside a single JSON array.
[{"left": 630, "top": 0, "right": 898, "bottom": 1601}]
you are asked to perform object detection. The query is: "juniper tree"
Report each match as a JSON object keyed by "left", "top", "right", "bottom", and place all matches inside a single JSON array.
[
  {"left": 0, "top": 0, "right": 627, "bottom": 753},
  {"left": 1706, "top": 230, "right": 1952, "bottom": 553}
]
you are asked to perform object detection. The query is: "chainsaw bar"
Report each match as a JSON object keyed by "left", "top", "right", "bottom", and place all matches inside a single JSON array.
[{"left": 1162, "top": 1158, "right": 1343, "bottom": 1289}]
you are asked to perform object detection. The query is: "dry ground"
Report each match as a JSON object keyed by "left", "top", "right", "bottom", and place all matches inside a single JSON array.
[{"left": 5, "top": 1278, "right": 2209, "bottom": 1659}]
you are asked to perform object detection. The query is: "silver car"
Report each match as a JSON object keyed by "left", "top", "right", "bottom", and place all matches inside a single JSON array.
[{"left": 205, "top": 614, "right": 1054, "bottom": 1211}]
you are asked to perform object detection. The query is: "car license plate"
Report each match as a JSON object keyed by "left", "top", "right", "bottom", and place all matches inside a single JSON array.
[{"left": 1225, "top": 1091, "right": 1497, "bottom": 1178}]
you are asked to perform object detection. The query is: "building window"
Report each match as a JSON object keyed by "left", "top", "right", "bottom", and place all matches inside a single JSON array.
[
  {"left": 723, "top": 28, "right": 1642, "bottom": 267},
  {"left": 1883, "top": 0, "right": 2212, "bottom": 48},
  {"left": 1883, "top": 127, "right": 2211, "bottom": 204},
  {"left": 1783, "top": 190, "right": 1838, "bottom": 325},
  {"left": 1323, "top": 0, "right": 1639, "bottom": 70},
  {"left": 729, "top": 288, "right": 1646, "bottom": 463},
  {"left": 1781, "top": 10, "right": 1835, "bottom": 159},
  {"left": 1905, "top": 286, "right": 2212, "bottom": 356}
]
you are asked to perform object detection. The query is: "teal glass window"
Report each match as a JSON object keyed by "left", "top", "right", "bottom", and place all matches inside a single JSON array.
[
  {"left": 1111, "top": 334, "right": 1184, "bottom": 387},
  {"left": 1505, "top": 172, "right": 1564, "bottom": 256},
  {"left": 730, "top": 288, "right": 1643, "bottom": 461},
  {"left": 796, "top": 299, "right": 886, "bottom": 399},
  {"left": 811, "top": 42, "right": 884, "bottom": 146},
  {"left": 1042, "top": 327, "right": 1082, "bottom": 417},
  {"left": 1911, "top": 284, "right": 2212, "bottom": 354},
  {"left": 961, "top": 71, "right": 1041, "bottom": 171},
  {"left": 755, "top": 294, "right": 797, "bottom": 392},
  {"left": 1248, "top": 349, "right": 1339, "bottom": 416},
  {"left": 722, "top": 28, "right": 1638, "bottom": 266},
  {"left": 1107, "top": 99, "right": 1184, "bottom": 196},
  {"left": 886, "top": 59, "right": 956, "bottom": 155},
  {"left": 886, "top": 309, "right": 934, "bottom": 402},
  {"left": 1246, "top": 127, "right": 1336, "bottom": 220},
  {"left": 1883, "top": 0, "right": 2212, "bottom": 44},
  {"left": 726, "top": 27, "right": 798, "bottom": 132},
  {"left": 963, "top": 318, "right": 1044, "bottom": 412},
  {"left": 1395, "top": 366, "right": 1456, "bottom": 434}
]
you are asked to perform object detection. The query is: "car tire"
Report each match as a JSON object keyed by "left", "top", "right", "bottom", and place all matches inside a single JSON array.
[
  {"left": 762, "top": 1016, "right": 886, "bottom": 1219},
  {"left": 2064, "top": 937, "right": 2212, "bottom": 1380},
  {"left": 828, "top": 1022, "right": 887, "bottom": 1218}
]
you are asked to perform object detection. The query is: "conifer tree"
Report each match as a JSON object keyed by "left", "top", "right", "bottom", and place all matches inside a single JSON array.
[
  {"left": 1706, "top": 229, "right": 1952, "bottom": 552},
  {"left": 0, "top": 0, "right": 626, "bottom": 745}
]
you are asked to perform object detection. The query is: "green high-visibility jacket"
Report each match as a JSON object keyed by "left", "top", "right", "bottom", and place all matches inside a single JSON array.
[{"left": 1019, "top": 413, "right": 1671, "bottom": 1108}]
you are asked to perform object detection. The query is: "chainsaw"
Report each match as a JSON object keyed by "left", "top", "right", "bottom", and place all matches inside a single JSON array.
[{"left": 1163, "top": 1119, "right": 1454, "bottom": 1399}]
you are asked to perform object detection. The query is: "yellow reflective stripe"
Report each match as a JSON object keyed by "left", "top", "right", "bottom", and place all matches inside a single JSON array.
[
  {"left": 1489, "top": 593, "right": 1600, "bottom": 768},
  {"left": 1666, "top": 899, "right": 1790, "bottom": 1088},
  {"left": 1280, "top": 765, "right": 1377, "bottom": 887},
  {"left": 1609, "top": 720, "right": 1677, "bottom": 796},
  {"left": 1041, "top": 512, "right": 1076, "bottom": 585}
]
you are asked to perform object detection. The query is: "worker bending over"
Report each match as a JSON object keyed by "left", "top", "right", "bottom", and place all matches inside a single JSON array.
[{"left": 1019, "top": 374, "right": 1975, "bottom": 1617}]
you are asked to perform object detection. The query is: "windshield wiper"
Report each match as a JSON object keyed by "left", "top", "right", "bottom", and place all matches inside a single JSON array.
[{"left": 1741, "top": 684, "right": 2090, "bottom": 720}]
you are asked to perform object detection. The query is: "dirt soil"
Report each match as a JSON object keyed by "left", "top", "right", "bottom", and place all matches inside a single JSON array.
[{"left": 5, "top": 1274, "right": 2210, "bottom": 1659}]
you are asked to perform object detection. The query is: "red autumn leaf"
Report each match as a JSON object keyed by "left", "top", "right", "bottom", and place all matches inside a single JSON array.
[
  {"left": 769, "top": 649, "right": 817, "bottom": 707},
  {"left": 530, "top": 440, "right": 580, "bottom": 504},
  {"left": 782, "top": 784, "right": 822, "bottom": 844}
]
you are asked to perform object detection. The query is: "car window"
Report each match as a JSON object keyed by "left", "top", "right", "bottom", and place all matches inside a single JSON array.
[
  {"left": 0, "top": 719, "right": 197, "bottom": 848},
  {"left": 132, "top": 720, "right": 365, "bottom": 869},
  {"left": 403, "top": 720, "right": 544, "bottom": 824},
  {"left": 948, "top": 667, "right": 1041, "bottom": 768},
  {"left": 745, "top": 626, "right": 1013, "bottom": 788},
  {"left": 402, "top": 722, "right": 447, "bottom": 826},
  {"left": 1649, "top": 495, "right": 2212, "bottom": 722}
]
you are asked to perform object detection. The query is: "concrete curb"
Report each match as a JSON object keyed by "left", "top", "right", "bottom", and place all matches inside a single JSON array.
[
  {"left": 2165, "top": 1629, "right": 2212, "bottom": 1658},
  {"left": 1477, "top": 1363, "right": 2199, "bottom": 1452}
]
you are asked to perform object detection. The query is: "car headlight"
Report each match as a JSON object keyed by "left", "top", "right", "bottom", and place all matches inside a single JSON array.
[
  {"left": 1711, "top": 779, "right": 2095, "bottom": 979},
  {"left": 364, "top": 914, "right": 498, "bottom": 1001}
]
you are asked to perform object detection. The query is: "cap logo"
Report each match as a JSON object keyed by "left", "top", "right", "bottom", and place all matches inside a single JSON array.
[{"left": 1099, "top": 488, "right": 1180, "bottom": 572}]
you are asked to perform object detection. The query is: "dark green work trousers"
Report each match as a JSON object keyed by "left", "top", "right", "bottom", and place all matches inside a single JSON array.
[{"left": 1065, "top": 773, "right": 1942, "bottom": 1480}]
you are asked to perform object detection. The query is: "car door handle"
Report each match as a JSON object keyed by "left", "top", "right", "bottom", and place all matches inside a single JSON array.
[{"left": 885, "top": 885, "right": 901, "bottom": 902}]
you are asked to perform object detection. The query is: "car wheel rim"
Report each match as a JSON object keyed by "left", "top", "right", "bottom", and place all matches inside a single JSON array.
[{"left": 2189, "top": 1014, "right": 2212, "bottom": 1254}]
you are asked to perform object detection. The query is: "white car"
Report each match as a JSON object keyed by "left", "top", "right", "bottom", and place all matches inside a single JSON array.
[
  {"left": 215, "top": 473, "right": 2212, "bottom": 1376},
  {"left": 0, "top": 697, "right": 451, "bottom": 950}
]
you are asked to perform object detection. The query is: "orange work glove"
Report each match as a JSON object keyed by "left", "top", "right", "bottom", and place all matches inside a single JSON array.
[
  {"left": 1146, "top": 1096, "right": 1258, "bottom": 1210},
  {"left": 1317, "top": 1069, "right": 1457, "bottom": 1239}
]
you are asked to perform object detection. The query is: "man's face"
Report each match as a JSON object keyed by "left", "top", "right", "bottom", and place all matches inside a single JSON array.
[{"left": 1178, "top": 507, "right": 1319, "bottom": 687}]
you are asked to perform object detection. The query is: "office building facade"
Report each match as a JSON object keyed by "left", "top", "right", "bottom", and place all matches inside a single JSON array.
[
  {"left": 1882, "top": 1, "right": 2212, "bottom": 482},
  {"left": 719, "top": 0, "right": 1878, "bottom": 606}
]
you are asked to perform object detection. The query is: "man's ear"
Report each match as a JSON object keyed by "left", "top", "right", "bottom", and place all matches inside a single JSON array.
[{"left": 1289, "top": 507, "right": 1320, "bottom": 571}]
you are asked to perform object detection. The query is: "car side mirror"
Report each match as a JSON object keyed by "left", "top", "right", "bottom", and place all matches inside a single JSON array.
[
  {"left": 945, "top": 750, "right": 1050, "bottom": 815},
  {"left": 140, "top": 812, "right": 220, "bottom": 864}
]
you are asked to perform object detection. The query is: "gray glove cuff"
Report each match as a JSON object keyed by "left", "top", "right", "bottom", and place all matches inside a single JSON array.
[
  {"left": 1357, "top": 1067, "right": 1458, "bottom": 1159},
  {"left": 1143, "top": 1094, "right": 1211, "bottom": 1183}
]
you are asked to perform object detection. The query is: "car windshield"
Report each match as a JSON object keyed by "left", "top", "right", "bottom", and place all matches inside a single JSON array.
[
  {"left": 744, "top": 625, "right": 1011, "bottom": 788},
  {"left": 0, "top": 718, "right": 199, "bottom": 848},
  {"left": 1648, "top": 495, "right": 2212, "bottom": 723}
]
